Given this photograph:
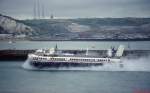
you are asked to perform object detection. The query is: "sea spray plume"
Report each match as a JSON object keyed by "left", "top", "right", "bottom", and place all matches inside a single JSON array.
[
  {"left": 90, "top": 56, "right": 150, "bottom": 71},
  {"left": 22, "top": 59, "right": 38, "bottom": 70},
  {"left": 121, "top": 56, "right": 150, "bottom": 71}
]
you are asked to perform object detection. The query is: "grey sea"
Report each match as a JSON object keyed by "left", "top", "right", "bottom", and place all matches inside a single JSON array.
[{"left": 0, "top": 41, "right": 150, "bottom": 93}]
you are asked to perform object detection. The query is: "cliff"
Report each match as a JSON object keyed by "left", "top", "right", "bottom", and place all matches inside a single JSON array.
[{"left": 0, "top": 14, "right": 35, "bottom": 40}]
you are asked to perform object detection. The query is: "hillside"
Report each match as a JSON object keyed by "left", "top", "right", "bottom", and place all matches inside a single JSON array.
[
  {"left": 22, "top": 18, "right": 150, "bottom": 40},
  {"left": 0, "top": 14, "right": 35, "bottom": 40},
  {"left": 1, "top": 13, "right": 150, "bottom": 40}
]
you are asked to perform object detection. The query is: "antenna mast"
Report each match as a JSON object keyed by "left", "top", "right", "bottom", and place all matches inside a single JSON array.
[
  {"left": 33, "top": 0, "right": 37, "bottom": 19},
  {"left": 42, "top": 4, "right": 45, "bottom": 19},
  {"left": 37, "top": 0, "right": 40, "bottom": 19}
]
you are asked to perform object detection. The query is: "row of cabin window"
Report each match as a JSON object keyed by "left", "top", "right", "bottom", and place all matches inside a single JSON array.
[
  {"left": 33, "top": 57, "right": 47, "bottom": 60},
  {"left": 34, "top": 57, "right": 110, "bottom": 62},
  {"left": 50, "top": 58, "right": 65, "bottom": 61},
  {"left": 70, "top": 58, "right": 110, "bottom": 62},
  {"left": 98, "top": 59, "right": 110, "bottom": 62},
  {"left": 50, "top": 58, "right": 110, "bottom": 62}
]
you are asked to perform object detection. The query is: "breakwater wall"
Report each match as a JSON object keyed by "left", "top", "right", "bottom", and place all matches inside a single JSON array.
[
  {"left": 0, "top": 50, "right": 34, "bottom": 60},
  {"left": 0, "top": 49, "right": 150, "bottom": 61}
]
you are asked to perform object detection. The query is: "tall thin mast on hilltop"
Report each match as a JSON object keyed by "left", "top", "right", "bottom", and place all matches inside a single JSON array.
[
  {"left": 33, "top": 0, "right": 37, "bottom": 19},
  {"left": 37, "top": 0, "right": 40, "bottom": 19},
  {"left": 33, "top": 0, "right": 46, "bottom": 19},
  {"left": 42, "top": 4, "right": 45, "bottom": 19}
]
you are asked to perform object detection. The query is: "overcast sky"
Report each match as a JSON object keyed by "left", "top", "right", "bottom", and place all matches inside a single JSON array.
[{"left": 0, "top": 0, "right": 150, "bottom": 19}]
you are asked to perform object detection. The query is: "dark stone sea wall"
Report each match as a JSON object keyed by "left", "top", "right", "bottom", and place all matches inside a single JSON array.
[
  {"left": 0, "top": 49, "right": 150, "bottom": 61},
  {"left": 0, "top": 50, "right": 34, "bottom": 61}
]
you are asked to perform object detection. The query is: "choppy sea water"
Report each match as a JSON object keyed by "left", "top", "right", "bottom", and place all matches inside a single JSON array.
[{"left": 0, "top": 56, "right": 150, "bottom": 93}]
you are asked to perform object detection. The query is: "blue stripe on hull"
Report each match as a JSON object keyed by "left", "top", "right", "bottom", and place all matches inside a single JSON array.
[{"left": 30, "top": 61, "right": 103, "bottom": 68}]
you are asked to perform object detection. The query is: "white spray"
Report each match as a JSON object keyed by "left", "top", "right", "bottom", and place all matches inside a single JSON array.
[{"left": 22, "top": 59, "right": 38, "bottom": 70}]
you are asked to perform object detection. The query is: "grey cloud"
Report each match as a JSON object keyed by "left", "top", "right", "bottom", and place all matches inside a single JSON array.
[{"left": 0, "top": 0, "right": 150, "bottom": 19}]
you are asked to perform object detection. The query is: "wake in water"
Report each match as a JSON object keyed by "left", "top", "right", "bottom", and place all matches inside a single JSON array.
[{"left": 22, "top": 56, "right": 150, "bottom": 71}]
